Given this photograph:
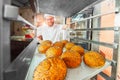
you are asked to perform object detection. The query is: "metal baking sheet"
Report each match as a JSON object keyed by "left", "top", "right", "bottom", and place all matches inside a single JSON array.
[{"left": 25, "top": 47, "right": 111, "bottom": 80}]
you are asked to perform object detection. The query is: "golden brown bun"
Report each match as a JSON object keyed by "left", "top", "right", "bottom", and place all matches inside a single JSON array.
[
  {"left": 61, "top": 50, "right": 82, "bottom": 68},
  {"left": 83, "top": 51, "right": 105, "bottom": 68},
  {"left": 71, "top": 45, "right": 84, "bottom": 56},
  {"left": 65, "top": 42, "right": 75, "bottom": 50},
  {"left": 38, "top": 40, "right": 52, "bottom": 54},
  {"left": 38, "top": 44, "right": 51, "bottom": 54},
  {"left": 53, "top": 41, "right": 64, "bottom": 48},
  {"left": 41, "top": 40, "right": 52, "bottom": 45},
  {"left": 60, "top": 40, "right": 69, "bottom": 46},
  {"left": 46, "top": 46, "right": 63, "bottom": 57},
  {"left": 33, "top": 57, "right": 67, "bottom": 80}
]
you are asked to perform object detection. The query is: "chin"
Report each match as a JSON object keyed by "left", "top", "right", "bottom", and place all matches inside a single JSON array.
[
  {"left": 48, "top": 24, "right": 54, "bottom": 27},
  {"left": 47, "top": 23, "right": 54, "bottom": 27}
]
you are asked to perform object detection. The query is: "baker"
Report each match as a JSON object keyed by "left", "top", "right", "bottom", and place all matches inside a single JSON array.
[{"left": 37, "top": 14, "right": 69, "bottom": 43}]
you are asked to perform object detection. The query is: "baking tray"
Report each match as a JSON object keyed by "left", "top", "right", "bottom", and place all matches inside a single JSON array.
[{"left": 25, "top": 47, "right": 111, "bottom": 80}]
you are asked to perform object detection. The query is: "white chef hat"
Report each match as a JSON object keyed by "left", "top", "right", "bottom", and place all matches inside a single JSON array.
[
  {"left": 44, "top": 14, "right": 55, "bottom": 18},
  {"left": 44, "top": 14, "right": 56, "bottom": 21}
]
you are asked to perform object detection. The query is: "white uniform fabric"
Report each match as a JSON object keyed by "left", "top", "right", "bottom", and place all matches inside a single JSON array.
[{"left": 37, "top": 23, "right": 69, "bottom": 43}]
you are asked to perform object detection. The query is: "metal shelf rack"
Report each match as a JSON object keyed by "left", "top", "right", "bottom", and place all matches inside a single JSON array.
[{"left": 69, "top": 0, "right": 120, "bottom": 79}]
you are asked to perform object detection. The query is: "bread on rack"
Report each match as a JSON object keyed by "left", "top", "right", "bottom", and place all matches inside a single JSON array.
[
  {"left": 33, "top": 57, "right": 67, "bottom": 80},
  {"left": 38, "top": 44, "right": 51, "bottom": 54},
  {"left": 46, "top": 46, "right": 63, "bottom": 57},
  {"left": 60, "top": 40, "right": 69, "bottom": 46},
  {"left": 61, "top": 50, "right": 82, "bottom": 68},
  {"left": 70, "top": 45, "right": 84, "bottom": 56},
  {"left": 40, "top": 40, "right": 52, "bottom": 45},
  {"left": 53, "top": 41, "right": 64, "bottom": 49},
  {"left": 38, "top": 40, "right": 52, "bottom": 54},
  {"left": 83, "top": 51, "right": 105, "bottom": 68},
  {"left": 65, "top": 42, "right": 75, "bottom": 50}
]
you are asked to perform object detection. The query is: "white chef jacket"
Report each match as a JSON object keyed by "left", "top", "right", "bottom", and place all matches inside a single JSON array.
[{"left": 37, "top": 23, "right": 69, "bottom": 43}]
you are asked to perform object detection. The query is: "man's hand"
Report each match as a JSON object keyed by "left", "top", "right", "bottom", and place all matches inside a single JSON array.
[
  {"left": 38, "top": 35, "right": 43, "bottom": 40},
  {"left": 37, "top": 35, "right": 43, "bottom": 43}
]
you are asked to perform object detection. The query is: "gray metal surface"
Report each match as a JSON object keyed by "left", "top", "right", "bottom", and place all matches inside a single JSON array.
[
  {"left": 111, "top": 0, "right": 120, "bottom": 78},
  {"left": 74, "top": 27, "right": 119, "bottom": 31},
  {"left": 11, "top": 0, "right": 101, "bottom": 17},
  {"left": 0, "top": 0, "right": 3, "bottom": 79},
  {"left": 4, "top": 39, "right": 38, "bottom": 80},
  {"left": 72, "top": 37, "right": 118, "bottom": 49},
  {"left": 4, "top": 5, "right": 19, "bottom": 20},
  {"left": 0, "top": 0, "right": 11, "bottom": 80},
  {"left": 17, "top": 15, "right": 36, "bottom": 29},
  {"left": 38, "top": 0, "right": 98, "bottom": 17},
  {"left": 12, "top": 0, "right": 29, "bottom": 7},
  {"left": 99, "top": 72, "right": 113, "bottom": 80},
  {"left": 71, "top": 10, "right": 117, "bottom": 24}
]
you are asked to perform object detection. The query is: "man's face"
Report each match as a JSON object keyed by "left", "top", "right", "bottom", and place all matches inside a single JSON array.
[{"left": 45, "top": 16, "right": 54, "bottom": 27}]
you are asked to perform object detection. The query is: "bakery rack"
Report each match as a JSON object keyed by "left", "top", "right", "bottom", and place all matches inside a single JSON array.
[
  {"left": 25, "top": 46, "right": 112, "bottom": 80},
  {"left": 2, "top": 0, "right": 120, "bottom": 80},
  {"left": 68, "top": 0, "right": 120, "bottom": 79}
]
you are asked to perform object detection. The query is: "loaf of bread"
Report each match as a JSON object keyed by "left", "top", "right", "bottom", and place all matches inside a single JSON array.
[
  {"left": 61, "top": 50, "right": 82, "bottom": 68},
  {"left": 83, "top": 51, "right": 105, "bottom": 68},
  {"left": 46, "top": 46, "right": 63, "bottom": 57},
  {"left": 40, "top": 40, "right": 52, "bottom": 45},
  {"left": 38, "top": 40, "right": 52, "bottom": 54},
  {"left": 60, "top": 40, "right": 69, "bottom": 46},
  {"left": 33, "top": 57, "right": 67, "bottom": 80},
  {"left": 70, "top": 45, "right": 84, "bottom": 56},
  {"left": 65, "top": 42, "right": 75, "bottom": 50},
  {"left": 53, "top": 41, "right": 64, "bottom": 48}
]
